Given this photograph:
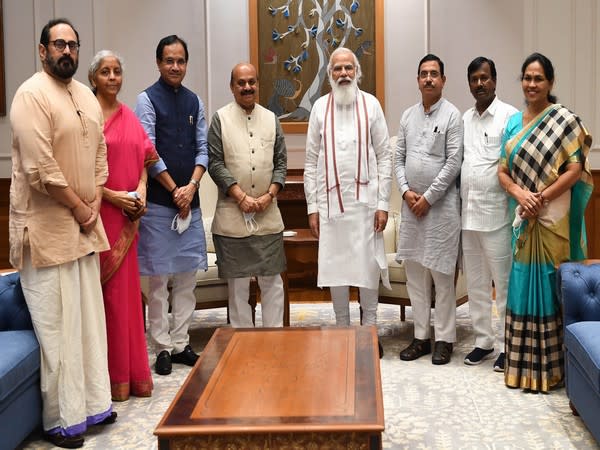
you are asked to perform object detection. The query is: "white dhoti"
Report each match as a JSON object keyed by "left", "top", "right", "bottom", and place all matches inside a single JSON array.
[{"left": 20, "top": 249, "right": 112, "bottom": 436}]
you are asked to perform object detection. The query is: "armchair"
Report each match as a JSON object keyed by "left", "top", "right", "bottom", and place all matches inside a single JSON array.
[{"left": 557, "top": 261, "right": 600, "bottom": 444}]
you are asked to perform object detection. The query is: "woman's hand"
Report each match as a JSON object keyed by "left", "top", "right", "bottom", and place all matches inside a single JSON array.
[
  {"left": 104, "top": 189, "right": 139, "bottom": 214},
  {"left": 515, "top": 186, "right": 543, "bottom": 217}
]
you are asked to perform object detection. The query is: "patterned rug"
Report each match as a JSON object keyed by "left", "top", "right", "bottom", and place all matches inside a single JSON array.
[{"left": 19, "top": 302, "right": 598, "bottom": 449}]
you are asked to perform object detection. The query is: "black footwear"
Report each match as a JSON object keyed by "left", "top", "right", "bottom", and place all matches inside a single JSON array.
[
  {"left": 432, "top": 341, "right": 453, "bottom": 365},
  {"left": 44, "top": 433, "right": 84, "bottom": 449},
  {"left": 155, "top": 350, "right": 172, "bottom": 375},
  {"left": 399, "top": 338, "right": 431, "bottom": 361},
  {"left": 171, "top": 345, "right": 199, "bottom": 367},
  {"left": 464, "top": 347, "right": 494, "bottom": 365},
  {"left": 493, "top": 352, "right": 505, "bottom": 372},
  {"left": 378, "top": 340, "right": 384, "bottom": 359},
  {"left": 97, "top": 411, "right": 117, "bottom": 425}
]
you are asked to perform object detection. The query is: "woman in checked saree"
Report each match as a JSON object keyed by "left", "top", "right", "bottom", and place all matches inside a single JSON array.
[{"left": 498, "top": 53, "right": 593, "bottom": 393}]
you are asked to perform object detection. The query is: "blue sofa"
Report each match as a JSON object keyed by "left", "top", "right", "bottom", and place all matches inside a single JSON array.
[
  {"left": 558, "top": 262, "right": 600, "bottom": 444},
  {"left": 0, "top": 273, "right": 42, "bottom": 450}
]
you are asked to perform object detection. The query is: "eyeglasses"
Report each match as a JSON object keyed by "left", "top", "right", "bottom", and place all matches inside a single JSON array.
[{"left": 49, "top": 39, "right": 80, "bottom": 52}]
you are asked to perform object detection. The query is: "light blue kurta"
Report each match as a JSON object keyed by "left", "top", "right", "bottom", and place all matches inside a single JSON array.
[{"left": 137, "top": 203, "right": 207, "bottom": 275}]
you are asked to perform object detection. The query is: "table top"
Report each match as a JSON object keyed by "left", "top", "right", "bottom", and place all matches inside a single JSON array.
[
  {"left": 155, "top": 326, "right": 384, "bottom": 436},
  {"left": 283, "top": 228, "right": 318, "bottom": 244}
]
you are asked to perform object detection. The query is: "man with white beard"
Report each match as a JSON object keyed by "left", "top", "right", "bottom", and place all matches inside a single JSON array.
[{"left": 304, "top": 47, "right": 392, "bottom": 358}]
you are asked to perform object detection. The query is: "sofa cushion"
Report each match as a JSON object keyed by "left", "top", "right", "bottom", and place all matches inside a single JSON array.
[
  {"left": 203, "top": 217, "right": 215, "bottom": 253},
  {"left": 387, "top": 255, "right": 406, "bottom": 283},
  {"left": 565, "top": 321, "right": 600, "bottom": 391},
  {"left": 0, "top": 273, "right": 33, "bottom": 331},
  {"left": 0, "top": 330, "right": 40, "bottom": 405}
]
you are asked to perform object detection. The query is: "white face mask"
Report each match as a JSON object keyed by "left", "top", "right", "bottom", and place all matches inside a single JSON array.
[
  {"left": 171, "top": 212, "right": 192, "bottom": 234},
  {"left": 243, "top": 211, "right": 258, "bottom": 233}
]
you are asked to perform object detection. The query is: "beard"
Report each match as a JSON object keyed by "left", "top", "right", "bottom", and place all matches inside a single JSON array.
[
  {"left": 45, "top": 53, "right": 78, "bottom": 80},
  {"left": 329, "top": 75, "right": 358, "bottom": 106}
]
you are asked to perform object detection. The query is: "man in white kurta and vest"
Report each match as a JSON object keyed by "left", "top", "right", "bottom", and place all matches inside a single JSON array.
[
  {"left": 461, "top": 57, "right": 516, "bottom": 371},
  {"left": 304, "top": 47, "right": 392, "bottom": 358},
  {"left": 395, "top": 54, "right": 463, "bottom": 365},
  {"left": 207, "top": 63, "right": 287, "bottom": 327}
]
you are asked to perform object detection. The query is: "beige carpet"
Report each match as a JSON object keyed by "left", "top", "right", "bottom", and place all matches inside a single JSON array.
[{"left": 19, "top": 302, "right": 598, "bottom": 449}]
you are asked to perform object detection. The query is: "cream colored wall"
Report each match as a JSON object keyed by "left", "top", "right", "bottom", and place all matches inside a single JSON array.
[{"left": 1, "top": 0, "right": 599, "bottom": 182}]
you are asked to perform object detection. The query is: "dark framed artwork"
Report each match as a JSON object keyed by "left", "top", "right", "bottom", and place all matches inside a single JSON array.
[{"left": 249, "top": 0, "right": 384, "bottom": 134}]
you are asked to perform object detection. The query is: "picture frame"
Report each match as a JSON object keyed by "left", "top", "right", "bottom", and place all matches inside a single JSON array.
[{"left": 249, "top": 0, "right": 384, "bottom": 134}]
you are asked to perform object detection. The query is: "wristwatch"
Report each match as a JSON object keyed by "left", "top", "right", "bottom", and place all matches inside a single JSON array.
[{"left": 190, "top": 178, "right": 200, "bottom": 190}]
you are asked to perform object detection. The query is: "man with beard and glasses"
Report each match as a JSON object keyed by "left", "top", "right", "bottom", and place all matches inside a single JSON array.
[
  {"left": 461, "top": 57, "right": 517, "bottom": 371},
  {"left": 395, "top": 54, "right": 463, "bottom": 365},
  {"left": 135, "top": 35, "right": 209, "bottom": 376},
  {"left": 207, "top": 63, "right": 287, "bottom": 328},
  {"left": 9, "top": 18, "right": 115, "bottom": 448},
  {"left": 304, "top": 47, "right": 392, "bottom": 358}
]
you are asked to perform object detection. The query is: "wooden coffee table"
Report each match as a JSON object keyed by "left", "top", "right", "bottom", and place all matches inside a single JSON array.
[{"left": 155, "top": 326, "right": 384, "bottom": 449}]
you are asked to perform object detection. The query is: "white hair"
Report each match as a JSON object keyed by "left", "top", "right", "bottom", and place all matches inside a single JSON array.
[
  {"left": 327, "top": 47, "right": 362, "bottom": 83},
  {"left": 88, "top": 49, "right": 125, "bottom": 89}
]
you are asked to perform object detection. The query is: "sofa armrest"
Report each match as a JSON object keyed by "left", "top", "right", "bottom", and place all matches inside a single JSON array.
[
  {"left": 558, "top": 262, "right": 600, "bottom": 327},
  {"left": 0, "top": 273, "right": 34, "bottom": 331}
]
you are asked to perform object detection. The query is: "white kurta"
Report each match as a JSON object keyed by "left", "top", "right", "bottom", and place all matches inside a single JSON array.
[
  {"left": 395, "top": 98, "right": 463, "bottom": 276},
  {"left": 304, "top": 91, "right": 392, "bottom": 290}
]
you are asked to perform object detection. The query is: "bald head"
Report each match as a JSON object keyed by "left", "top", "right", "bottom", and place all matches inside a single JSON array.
[{"left": 230, "top": 62, "right": 258, "bottom": 112}]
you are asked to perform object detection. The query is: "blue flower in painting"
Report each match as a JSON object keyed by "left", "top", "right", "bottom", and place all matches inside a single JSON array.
[
  {"left": 326, "top": 26, "right": 332, "bottom": 35},
  {"left": 287, "top": 25, "right": 294, "bottom": 32},
  {"left": 284, "top": 60, "right": 292, "bottom": 71},
  {"left": 309, "top": 25, "right": 318, "bottom": 37},
  {"left": 355, "top": 28, "right": 363, "bottom": 37},
  {"left": 268, "top": 6, "right": 277, "bottom": 16},
  {"left": 331, "top": 38, "right": 339, "bottom": 48},
  {"left": 292, "top": 65, "right": 301, "bottom": 74},
  {"left": 283, "top": 6, "right": 289, "bottom": 17},
  {"left": 335, "top": 18, "right": 346, "bottom": 29},
  {"left": 300, "top": 50, "right": 308, "bottom": 61},
  {"left": 272, "top": 29, "right": 281, "bottom": 41},
  {"left": 351, "top": 1, "right": 360, "bottom": 13}
]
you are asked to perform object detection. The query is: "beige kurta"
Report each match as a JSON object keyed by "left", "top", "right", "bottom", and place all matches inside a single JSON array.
[{"left": 9, "top": 71, "right": 109, "bottom": 270}]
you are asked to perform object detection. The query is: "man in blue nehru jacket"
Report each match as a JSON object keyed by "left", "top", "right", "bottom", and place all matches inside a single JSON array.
[{"left": 135, "top": 35, "right": 208, "bottom": 376}]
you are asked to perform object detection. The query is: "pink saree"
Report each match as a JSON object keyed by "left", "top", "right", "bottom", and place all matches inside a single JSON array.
[{"left": 99, "top": 104, "right": 159, "bottom": 401}]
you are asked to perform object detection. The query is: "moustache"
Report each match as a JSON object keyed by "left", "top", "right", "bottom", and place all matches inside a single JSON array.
[
  {"left": 337, "top": 77, "right": 353, "bottom": 84},
  {"left": 58, "top": 55, "right": 74, "bottom": 65},
  {"left": 241, "top": 89, "right": 255, "bottom": 95}
]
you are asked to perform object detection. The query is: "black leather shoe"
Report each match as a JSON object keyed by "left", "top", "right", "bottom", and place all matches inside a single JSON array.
[
  {"left": 155, "top": 350, "right": 172, "bottom": 375},
  {"left": 171, "top": 345, "right": 199, "bottom": 367},
  {"left": 97, "top": 411, "right": 117, "bottom": 425},
  {"left": 44, "top": 433, "right": 84, "bottom": 449},
  {"left": 432, "top": 341, "right": 453, "bottom": 365},
  {"left": 378, "top": 340, "right": 384, "bottom": 359},
  {"left": 399, "top": 338, "right": 431, "bottom": 361}
]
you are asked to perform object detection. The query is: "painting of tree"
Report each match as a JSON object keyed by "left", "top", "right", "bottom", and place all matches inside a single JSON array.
[{"left": 250, "top": 0, "right": 383, "bottom": 133}]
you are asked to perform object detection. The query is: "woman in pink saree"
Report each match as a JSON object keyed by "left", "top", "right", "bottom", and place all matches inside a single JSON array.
[{"left": 89, "top": 50, "right": 177, "bottom": 400}]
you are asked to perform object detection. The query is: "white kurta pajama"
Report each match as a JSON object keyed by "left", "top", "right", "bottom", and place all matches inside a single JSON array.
[
  {"left": 304, "top": 90, "right": 392, "bottom": 325},
  {"left": 395, "top": 97, "right": 463, "bottom": 342},
  {"left": 461, "top": 97, "right": 517, "bottom": 350}
]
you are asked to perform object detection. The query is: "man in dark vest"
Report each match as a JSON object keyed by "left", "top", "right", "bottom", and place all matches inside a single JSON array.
[{"left": 135, "top": 35, "right": 208, "bottom": 376}]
